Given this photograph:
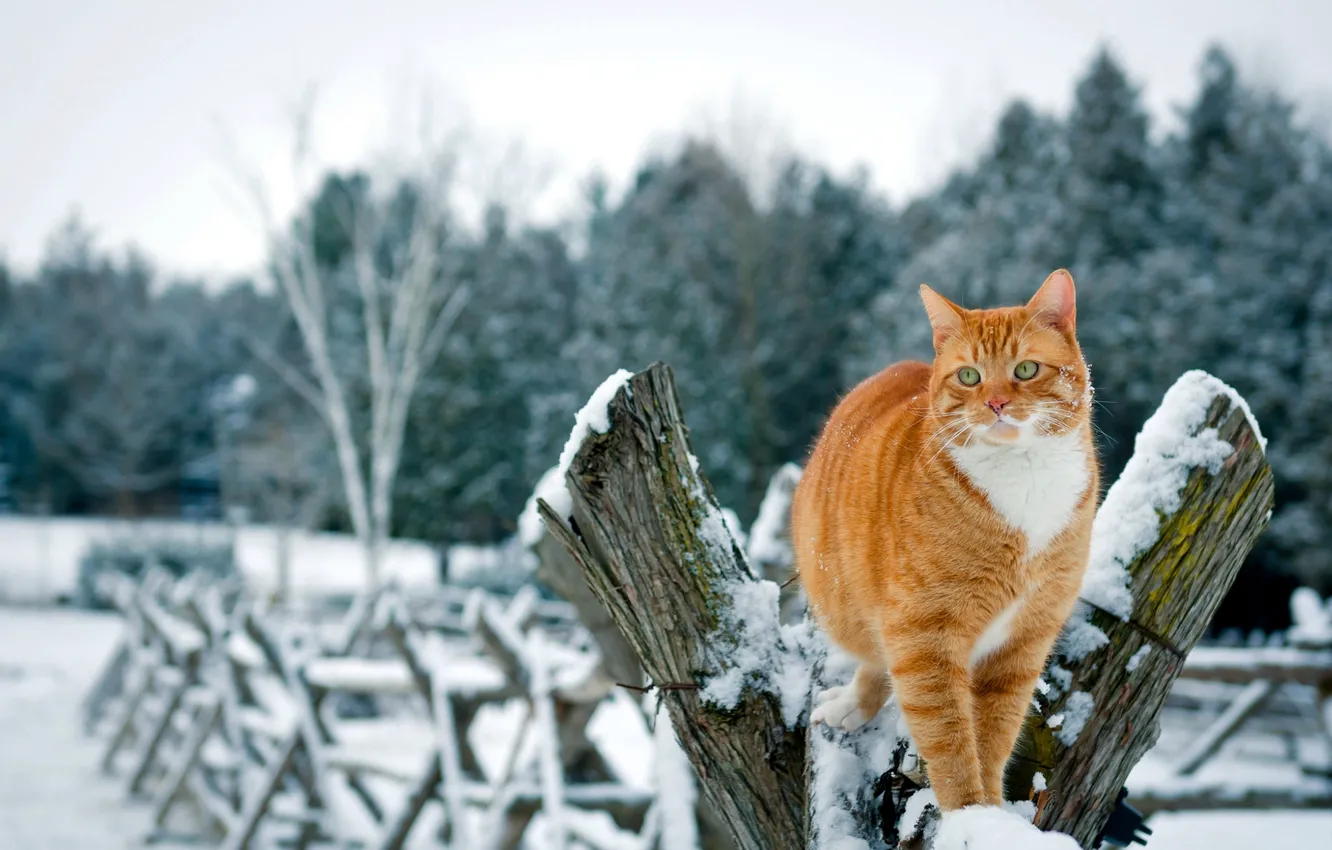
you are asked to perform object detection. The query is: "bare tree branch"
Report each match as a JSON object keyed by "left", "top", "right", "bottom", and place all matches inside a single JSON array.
[
  {"left": 236, "top": 334, "right": 327, "bottom": 418},
  {"left": 219, "top": 86, "right": 472, "bottom": 588}
]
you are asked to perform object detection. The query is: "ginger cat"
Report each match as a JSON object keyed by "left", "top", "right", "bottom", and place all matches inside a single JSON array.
[{"left": 792, "top": 270, "right": 1098, "bottom": 811}]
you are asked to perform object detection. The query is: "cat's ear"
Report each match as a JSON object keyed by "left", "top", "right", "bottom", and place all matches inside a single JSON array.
[
  {"left": 1027, "top": 269, "right": 1076, "bottom": 331},
  {"left": 920, "top": 284, "right": 966, "bottom": 347}
]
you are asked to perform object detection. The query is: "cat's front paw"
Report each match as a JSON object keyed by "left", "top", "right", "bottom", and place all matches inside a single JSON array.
[{"left": 810, "top": 684, "right": 867, "bottom": 731}]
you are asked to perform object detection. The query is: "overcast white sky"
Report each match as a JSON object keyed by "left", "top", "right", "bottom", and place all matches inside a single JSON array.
[{"left": 2, "top": 0, "right": 1330, "bottom": 279}]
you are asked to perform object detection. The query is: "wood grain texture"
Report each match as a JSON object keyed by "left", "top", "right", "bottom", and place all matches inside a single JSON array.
[{"left": 533, "top": 533, "right": 644, "bottom": 689}]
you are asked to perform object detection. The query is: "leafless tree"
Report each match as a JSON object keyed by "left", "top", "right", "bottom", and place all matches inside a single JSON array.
[{"left": 224, "top": 90, "right": 471, "bottom": 588}]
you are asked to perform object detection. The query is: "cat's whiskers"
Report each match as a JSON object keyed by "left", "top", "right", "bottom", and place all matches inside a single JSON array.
[
  {"left": 917, "top": 413, "right": 971, "bottom": 461},
  {"left": 1070, "top": 406, "right": 1115, "bottom": 446},
  {"left": 1035, "top": 399, "right": 1072, "bottom": 422},
  {"left": 917, "top": 416, "right": 966, "bottom": 457},
  {"left": 1030, "top": 398, "right": 1095, "bottom": 439},
  {"left": 921, "top": 416, "right": 975, "bottom": 467},
  {"left": 1025, "top": 401, "right": 1065, "bottom": 437},
  {"left": 1088, "top": 397, "right": 1119, "bottom": 445}
]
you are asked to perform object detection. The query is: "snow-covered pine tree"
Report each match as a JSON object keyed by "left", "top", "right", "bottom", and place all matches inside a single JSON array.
[
  {"left": 571, "top": 143, "right": 902, "bottom": 519},
  {"left": 396, "top": 205, "right": 579, "bottom": 543}
]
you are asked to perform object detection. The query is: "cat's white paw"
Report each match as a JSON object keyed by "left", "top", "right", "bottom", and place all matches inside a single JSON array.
[{"left": 810, "top": 684, "right": 867, "bottom": 731}]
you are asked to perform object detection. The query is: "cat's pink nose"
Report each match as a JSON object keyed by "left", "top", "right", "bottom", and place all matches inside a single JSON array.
[{"left": 987, "top": 397, "right": 1009, "bottom": 413}]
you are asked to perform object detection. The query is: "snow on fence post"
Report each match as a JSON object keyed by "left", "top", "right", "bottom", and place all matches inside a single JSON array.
[
  {"left": 540, "top": 364, "right": 1273, "bottom": 850},
  {"left": 747, "top": 462, "right": 806, "bottom": 625},
  {"left": 1010, "top": 372, "right": 1274, "bottom": 846}
]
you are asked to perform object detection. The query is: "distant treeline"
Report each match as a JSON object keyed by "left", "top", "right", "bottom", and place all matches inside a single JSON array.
[{"left": 1, "top": 45, "right": 1327, "bottom": 631}]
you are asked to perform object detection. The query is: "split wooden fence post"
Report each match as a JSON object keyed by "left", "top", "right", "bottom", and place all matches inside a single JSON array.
[{"left": 541, "top": 363, "right": 1273, "bottom": 850}]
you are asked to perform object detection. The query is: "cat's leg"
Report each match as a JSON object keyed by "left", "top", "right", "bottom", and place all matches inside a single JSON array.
[
  {"left": 886, "top": 639, "right": 984, "bottom": 810},
  {"left": 811, "top": 663, "right": 890, "bottom": 731},
  {"left": 970, "top": 623, "right": 1060, "bottom": 805}
]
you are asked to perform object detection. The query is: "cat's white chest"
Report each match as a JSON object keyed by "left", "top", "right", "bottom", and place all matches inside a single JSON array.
[{"left": 949, "top": 431, "right": 1090, "bottom": 558}]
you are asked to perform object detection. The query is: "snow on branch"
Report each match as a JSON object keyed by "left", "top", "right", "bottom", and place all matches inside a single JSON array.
[
  {"left": 746, "top": 462, "right": 802, "bottom": 582},
  {"left": 1289, "top": 587, "right": 1332, "bottom": 649},
  {"left": 523, "top": 369, "right": 635, "bottom": 543},
  {"left": 1082, "top": 370, "right": 1262, "bottom": 619}
]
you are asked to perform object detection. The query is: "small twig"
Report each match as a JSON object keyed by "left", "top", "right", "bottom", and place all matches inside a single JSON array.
[
  {"left": 615, "top": 681, "right": 700, "bottom": 695},
  {"left": 618, "top": 681, "right": 705, "bottom": 728},
  {"left": 1078, "top": 597, "right": 1186, "bottom": 660}
]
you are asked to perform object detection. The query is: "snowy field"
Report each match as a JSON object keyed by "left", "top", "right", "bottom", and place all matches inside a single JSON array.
[
  {"left": 0, "top": 605, "right": 650, "bottom": 850},
  {"left": 0, "top": 607, "right": 159, "bottom": 849},
  {"left": 0, "top": 516, "right": 449, "bottom": 604},
  {"left": 1, "top": 606, "right": 1328, "bottom": 850}
]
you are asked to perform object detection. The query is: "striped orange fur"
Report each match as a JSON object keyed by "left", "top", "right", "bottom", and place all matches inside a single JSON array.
[{"left": 792, "top": 270, "right": 1099, "bottom": 809}]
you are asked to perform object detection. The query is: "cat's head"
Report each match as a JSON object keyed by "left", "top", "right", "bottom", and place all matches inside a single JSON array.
[{"left": 919, "top": 270, "right": 1091, "bottom": 446}]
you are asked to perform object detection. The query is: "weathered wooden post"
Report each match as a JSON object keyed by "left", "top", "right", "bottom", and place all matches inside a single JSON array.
[{"left": 539, "top": 366, "right": 807, "bottom": 850}]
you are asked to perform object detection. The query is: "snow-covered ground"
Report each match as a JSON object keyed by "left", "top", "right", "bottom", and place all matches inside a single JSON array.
[
  {"left": 0, "top": 607, "right": 159, "bottom": 849},
  {"left": 0, "top": 605, "right": 653, "bottom": 850},
  {"left": 2, "top": 606, "right": 1328, "bottom": 849},
  {"left": 0, "top": 516, "right": 442, "bottom": 604},
  {"left": 1144, "top": 810, "right": 1331, "bottom": 848}
]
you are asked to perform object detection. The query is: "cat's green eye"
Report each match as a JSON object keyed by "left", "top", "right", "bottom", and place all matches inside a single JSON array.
[
  {"left": 1014, "top": 360, "right": 1039, "bottom": 380},
  {"left": 957, "top": 366, "right": 981, "bottom": 386}
]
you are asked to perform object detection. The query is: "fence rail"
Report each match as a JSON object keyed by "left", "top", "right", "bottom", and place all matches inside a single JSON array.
[{"left": 83, "top": 569, "right": 679, "bottom": 850}]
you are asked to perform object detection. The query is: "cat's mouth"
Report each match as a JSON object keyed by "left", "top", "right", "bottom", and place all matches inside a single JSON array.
[{"left": 982, "top": 414, "right": 1024, "bottom": 442}]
